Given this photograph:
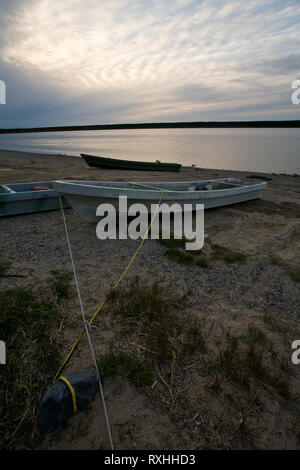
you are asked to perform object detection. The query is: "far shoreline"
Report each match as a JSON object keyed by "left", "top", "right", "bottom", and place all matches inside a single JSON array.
[{"left": 1, "top": 119, "right": 300, "bottom": 134}]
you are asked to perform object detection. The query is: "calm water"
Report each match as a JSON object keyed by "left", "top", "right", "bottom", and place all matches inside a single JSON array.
[{"left": 0, "top": 128, "right": 299, "bottom": 174}]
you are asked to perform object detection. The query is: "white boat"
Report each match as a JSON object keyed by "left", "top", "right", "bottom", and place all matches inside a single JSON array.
[
  {"left": 0, "top": 181, "right": 70, "bottom": 217},
  {"left": 53, "top": 178, "right": 267, "bottom": 222}
]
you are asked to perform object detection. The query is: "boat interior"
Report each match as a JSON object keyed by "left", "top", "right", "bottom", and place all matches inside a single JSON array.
[
  {"left": 60, "top": 178, "right": 258, "bottom": 192},
  {"left": 0, "top": 182, "right": 53, "bottom": 194}
]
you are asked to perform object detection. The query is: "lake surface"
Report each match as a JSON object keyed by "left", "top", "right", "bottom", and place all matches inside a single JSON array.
[{"left": 0, "top": 128, "right": 299, "bottom": 174}]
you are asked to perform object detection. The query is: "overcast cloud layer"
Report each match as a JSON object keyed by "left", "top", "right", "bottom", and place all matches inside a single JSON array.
[{"left": 0, "top": 0, "right": 299, "bottom": 127}]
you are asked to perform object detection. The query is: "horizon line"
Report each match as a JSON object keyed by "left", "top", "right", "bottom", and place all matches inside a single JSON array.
[{"left": 1, "top": 119, "right": 300, "bottom": 134}]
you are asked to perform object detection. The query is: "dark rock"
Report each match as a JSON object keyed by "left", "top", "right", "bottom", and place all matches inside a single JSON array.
[{"left": 36, "top": 368, "right": 99, "bottom": 434}]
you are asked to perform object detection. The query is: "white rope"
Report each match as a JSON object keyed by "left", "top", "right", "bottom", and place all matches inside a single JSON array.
[{"left": 58, "top": 195, "right": 114, "bottom": 450}]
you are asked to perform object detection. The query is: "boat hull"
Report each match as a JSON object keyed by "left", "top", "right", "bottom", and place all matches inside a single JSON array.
[
  {"left": 81, "top": 153, "right": 181, "bottom": 172},
  {"left": 53, "top": 179, "right": 267, "bottom": 222},
  {"left": 0, "top": 182, "right": 70, "bottom": 217}
]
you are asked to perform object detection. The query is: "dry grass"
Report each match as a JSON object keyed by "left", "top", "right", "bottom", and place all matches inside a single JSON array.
[
  {"left": 3, "top": 267, "right": 298, "bottom": 450},
  {"left": 0, "top": 268, "right": 72, "bottom": 450},
  {"left": 157, "top": 233, "right": 246, "bottom": 268},
  {"left": 94, "top": 277, "right": 300, "bottom": 449},
  {"left": 0, "top": 260, "right": 11, "bottom": 277}
]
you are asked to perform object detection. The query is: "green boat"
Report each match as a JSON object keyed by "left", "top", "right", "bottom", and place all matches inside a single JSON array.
[{"left": 81, "top": 153, "right": 181, "bottom": 172}]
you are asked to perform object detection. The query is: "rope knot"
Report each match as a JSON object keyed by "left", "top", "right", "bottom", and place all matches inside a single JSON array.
[{"left": 84, "top": 320, "right": 98, "bottom": 333}]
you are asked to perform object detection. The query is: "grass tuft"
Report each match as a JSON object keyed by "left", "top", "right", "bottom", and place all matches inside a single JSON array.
[
  {"left": 0, "top": 260, "right": 11, "bottom": 276},
  {"left": 195, "top": 257, "right": 210, "bottom": 269},
  {"left": 107, "top": 276, "right": 173, "bottom": 321},
  {"left": 164, "top": 248, "right": 194, "bottom": 265},
  {"left": 158, "top": 232, "right": 187, "bottom": 250},
  {"left": 211, "top": 244, "right": 247, "bottom": 263},
  {"left": 181, "top": 319, "right": 206, "bottom": 356},
  {"left": 244, "top": 325, "right": 267, "bottom": 345},
  {"left": 98, "top": 350, "right": 154, "bottom": 387},
  {"left": 50, "top": 270, "right": 73, "bottom": 299},
  {"left": 289, "top": 268, "right": 300, "bottom": 283}
]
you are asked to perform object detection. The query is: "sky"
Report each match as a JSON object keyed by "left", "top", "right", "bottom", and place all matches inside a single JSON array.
[{"left": 0, "top": 0, "right": 300, "bottom": 127}]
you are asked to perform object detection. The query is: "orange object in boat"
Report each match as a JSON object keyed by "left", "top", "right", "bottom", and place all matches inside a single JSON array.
[{"left": 32, "top": 185, "right": 51, "bottom": 191}]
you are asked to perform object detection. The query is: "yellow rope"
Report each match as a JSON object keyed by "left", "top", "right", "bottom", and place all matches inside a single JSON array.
[
  {"left": 59, "top": 375, "right": 77, "bottom": 413},
  {"left": 53, "top": 189, "right": 165, "bottom": 383}
]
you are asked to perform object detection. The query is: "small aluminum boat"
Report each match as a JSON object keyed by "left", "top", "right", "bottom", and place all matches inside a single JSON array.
[{"left": 0, "top": 181, "right": 70, "bottom": 217}]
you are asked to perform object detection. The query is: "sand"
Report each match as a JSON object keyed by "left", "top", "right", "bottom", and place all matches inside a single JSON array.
[{"left": 0, "top": 149, "right": 299, "bottom": 450}]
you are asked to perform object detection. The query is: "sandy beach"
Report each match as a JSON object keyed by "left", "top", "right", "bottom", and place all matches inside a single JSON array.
[{"left": 1, "top": 149, "right": 299, "bottom": 450}]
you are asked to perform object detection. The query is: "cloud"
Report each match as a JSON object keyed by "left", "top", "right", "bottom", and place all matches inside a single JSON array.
[
  {"left": 0, "top": 0, "right": 299, "bottom": 126},
  {"left": 254, "top": 54, "right": 300, "bottom": 75}
]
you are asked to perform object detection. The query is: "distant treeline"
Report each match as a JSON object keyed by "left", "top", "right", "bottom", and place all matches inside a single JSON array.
[{"left": 0, "top": 120, "right": 300, "bottom": 133}]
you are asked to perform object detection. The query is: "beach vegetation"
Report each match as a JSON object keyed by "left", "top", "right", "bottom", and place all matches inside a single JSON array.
[
  {"left": 50, "top": 270, "right": 73, "bottom": 299},
  {"left": 289, "top": 267, "right": 300, "bottom": 283},
  {"left": 98, "top": 351, "right": 154, "bottom": 387},
  {"left": 0, "top": 281, "right": 67, "bottom": 449},
  {"left": 157, "top": 232, "right": 187, "bottom": 250},
  {"left": 195, "top": 257, "right": 210, "bottom": 269},
  {"left": 0, "top": 260, "right": 11, "bottom": 277},
  {"left": 269, "top": 256, "right": 282, "bottom": 266},
  {"left": 211, "top": 243, "right": 247, "bottom": 263},
  {"left": 103, "top": 277, "right": 299, "bottom": 449},
  {"left": 164, "top": 248, "right": 194, "bottom": 265},
  {"left": 263, "top": 312, "right": 290, "bottom": 333},
  {"left": 157, "top": 233, "right": 247, "bottom": 267},
  {"left": 105, "top": 277, "right": 207, "bottom": 362}
]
